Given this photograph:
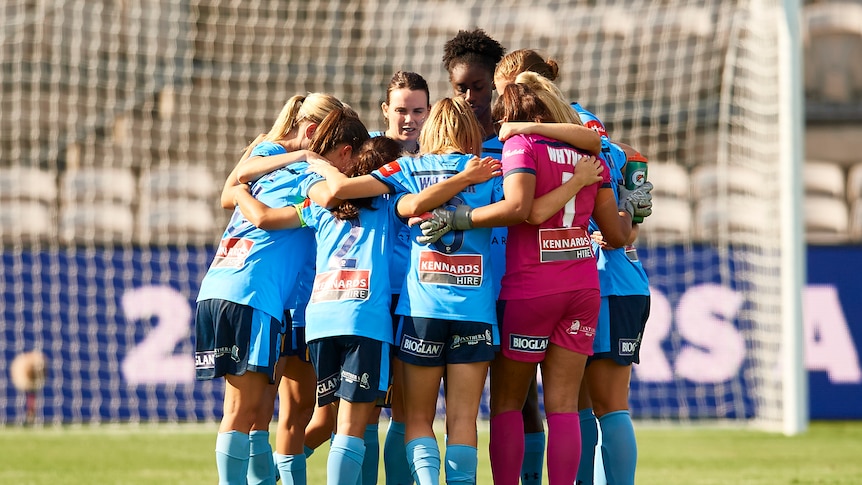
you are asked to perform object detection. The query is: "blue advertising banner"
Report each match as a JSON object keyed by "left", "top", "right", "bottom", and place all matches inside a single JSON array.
[
  {"left": 1, "top": 245, "right": 860, "bottom": 423},
  {"left": 805, "top": 246, "right": 862, "bottom": 419}
]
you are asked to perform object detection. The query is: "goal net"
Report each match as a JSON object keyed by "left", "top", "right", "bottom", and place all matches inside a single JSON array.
[{"left": 0, "top": 0, "right": 800, "bottom": 431}]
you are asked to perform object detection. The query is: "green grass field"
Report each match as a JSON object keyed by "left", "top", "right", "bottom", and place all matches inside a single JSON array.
[{"left": 1, "top": 420, "right": 860, "bottom": 484}]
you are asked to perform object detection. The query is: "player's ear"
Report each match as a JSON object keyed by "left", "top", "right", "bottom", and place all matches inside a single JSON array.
[
  {"left": 341, "top": 144, "right": 354, "bottom": 160},
  {"left": 381, "top": 102, "right": 389, "bottom": 119},
  {"left": 304, "top": 122, "right": 319, "bottom": 140}
]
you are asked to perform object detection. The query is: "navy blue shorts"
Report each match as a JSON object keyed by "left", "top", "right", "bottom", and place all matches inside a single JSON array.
[
  {"left": 194, "top": 299, "right": 283, "bottom": 384},
  {"left": 280, "top": 310, "right": 311, "bottom": 362},
  {"left": 308, "top": 336, "right": 390, "bottom": 406},
  {"left": 588, "top": 295, "right": 650, "bottom": 366},
  {"left": 397, "top": 316, "right": 497, "bottom": 366}
]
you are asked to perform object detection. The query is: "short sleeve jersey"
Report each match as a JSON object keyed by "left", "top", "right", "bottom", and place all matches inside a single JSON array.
[
  {"left": 196, "top": 142, "right": 315, "bottom": 320},
  {"left": 370, "top": 153, "right": 504, "bottom": 325},
  {"left": 499, "top": 134, "right": 612, "bottom": 300},
  {"left": 297, "top": 183, "right": 399, "bottom": 344}
]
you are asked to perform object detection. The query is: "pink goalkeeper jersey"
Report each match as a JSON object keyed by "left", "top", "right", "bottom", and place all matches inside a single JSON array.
[{"left": 499, "top": 134, "right": 612, "bottom": 300}]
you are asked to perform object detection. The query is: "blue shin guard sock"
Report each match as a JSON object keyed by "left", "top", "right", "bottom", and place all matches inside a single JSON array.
[
  {"left": 444, "top": 443, "right": 477, "bottom": 485},
  {"left": 215, "top": 430, "right": 250, "bottom": 485},
  {"left": 521, "top": 431, "right": 546, "bottom": 485},
  {"left": 362, "top": 424, "right": 380, "bottom": 485},
  {"left": 599, "top": 410, "right": 637, "bottom": 485},
  {"left": 576, "top": 409, "right": 598, "bottom": 485},
  {"left": 248, "top": 430, "right": 275, "bottom": 485},
  {"left": 384, "top": 419, "right": 413, "bottom": 485},
  {"left": 275, "top": 453, "right": 307, "bottom": 485},
  {"left": 406, "top": 436, "right": 440, "bottom": 485},
  {"left": 328, "top": 434, "right": 366, "bottom": 485}
]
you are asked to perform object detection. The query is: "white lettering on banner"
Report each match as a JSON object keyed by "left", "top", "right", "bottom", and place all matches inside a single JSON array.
[
  {"left": 634, "top": 289, "right": 674, "bottom": 382},
  {"left": 634, "top": 283, "right": 862, "bottom": 385},
  {"left": 674, "top": 284, "right": 746, "bottom": 383},
  {"left": 120, "top": 285, "right": 195, "bottom": 385},
  {"left": 804, "top": 285, "right": 862, "bottom": 383}
]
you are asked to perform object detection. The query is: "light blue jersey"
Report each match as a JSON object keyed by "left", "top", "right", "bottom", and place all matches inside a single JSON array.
[
  {"left": 371, "top": 153, "right": 504, "bottom": 325},
  {"left": 197, "top": 142, "right": 315, "bottom": 320},
  {"left": 573, "top": 104, "right": 650, "bottom": 297},
  {"left": 369, "top": 130, "right": 411, "bottom": 295},
  {"left": 298, "top": 179, "right": 399, "bottom": 344},
  {"left": 482, "top": 135, "right": 507, "bottom": 299}
]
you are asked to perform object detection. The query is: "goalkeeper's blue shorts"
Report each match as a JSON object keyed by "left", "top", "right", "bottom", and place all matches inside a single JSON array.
[{"left": 589, "top": 295, "right": 650, "bottom": 366}]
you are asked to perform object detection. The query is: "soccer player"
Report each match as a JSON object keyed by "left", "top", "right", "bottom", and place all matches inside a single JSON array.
[
  {"left": 234, "top": 110, "right": 382, "bottom": 485},
  {"left": 371, "top": 71, "right": 431, "bottom": 154},
  {"left": 216, "top": 93, "right": 349, "bottom": 485},
  {"left": 369, "top": 70, "right": 432, "bottom": 485},
  {"left": 442, "top": 28, "right": 505, "bottom": 151},
  {"left": 495, "top": 50, "right": 654, "bottom": 485},
  {"left": 196, "top": 93, "right": 346, "bottom": 485},
  {"left": 478, "top": 77, "right": 642, "bottom": 485}
]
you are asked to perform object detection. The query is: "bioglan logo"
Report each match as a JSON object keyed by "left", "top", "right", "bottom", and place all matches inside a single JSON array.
[
  {"left": 619, "top": 339, "right": 639, "bottom": 356},
  {"left": 195, "top": 351, "right": 215, "bottom": 369},
  {"left": 509, "top": 334, "right": 549, "bottom": 353},
  {"left": 401, "top": 335, "right": 444, "bottom": 358},
  {"left": 317, "top": 373, "right": 339, "bottom": 397}
]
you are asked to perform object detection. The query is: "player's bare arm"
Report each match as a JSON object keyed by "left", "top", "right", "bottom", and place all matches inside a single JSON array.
[{"left": 498, "top": 122, "right": 602, "bottom": 154}]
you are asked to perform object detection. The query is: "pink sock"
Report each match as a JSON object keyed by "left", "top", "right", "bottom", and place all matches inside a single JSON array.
[
  {"left": 546, "top": 412, "right": 581, "bottom": 485},
  {"left": 489, "top": 410, "right": 524, "bottom": 485}
]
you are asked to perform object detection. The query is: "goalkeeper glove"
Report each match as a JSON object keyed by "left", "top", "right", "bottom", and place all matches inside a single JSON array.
[
  {"left": 413, "top": 205, "right": 474, "bottom": 244},
  {"left": 617, "top": 181, "right": 654, "bottom": 220}
]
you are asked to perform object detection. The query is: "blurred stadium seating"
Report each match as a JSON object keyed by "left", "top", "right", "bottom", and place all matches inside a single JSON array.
[{"left": 1, "top": 0, "right": 861, "bottom": 249}]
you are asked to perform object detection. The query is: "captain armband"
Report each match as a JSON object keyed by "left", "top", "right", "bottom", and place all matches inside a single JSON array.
[{"left": 293, "top": 203, "right": 308, "bottom": 227}]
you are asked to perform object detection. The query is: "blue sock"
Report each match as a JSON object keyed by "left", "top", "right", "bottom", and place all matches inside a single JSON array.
[
  {"left": 215, "top": 430, "right": 250, "bottom": 485},
  {"left": 362, "top": 424, "right": 380, "bottom": 485},
  {"left": 274, "top": 453, "right": 307, "bottom": 485},
  {"left": 599, "top": 410, "right": 637, "bottom": 485},
  {"left": 576, "top": 409, "right": 598, "bottom": 485},
  {"left": 383, "top": 419, "right": 413, "bottom": 485},
  {"left": 444, "top": 443, "right": 477, "bottom": 484},
  {"left": 304, "top": 445, "right": 315, "bottom": 458},
  {"left": 521, "top": 431, "right": 546, "bottom": 484},
  {"left": 248, "top": 430, "right": 275, "bottom": 485},
  {"left": 328, "top": 434, "right": 366, "bottom": 485},
  {"left": 406, "top": 436, "right": 440, "bottom": 485}
]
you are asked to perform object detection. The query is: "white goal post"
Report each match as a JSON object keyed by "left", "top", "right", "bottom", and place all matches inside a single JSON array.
[{"left": 0, "top": 0, "right": 805, "bottom": 433}]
